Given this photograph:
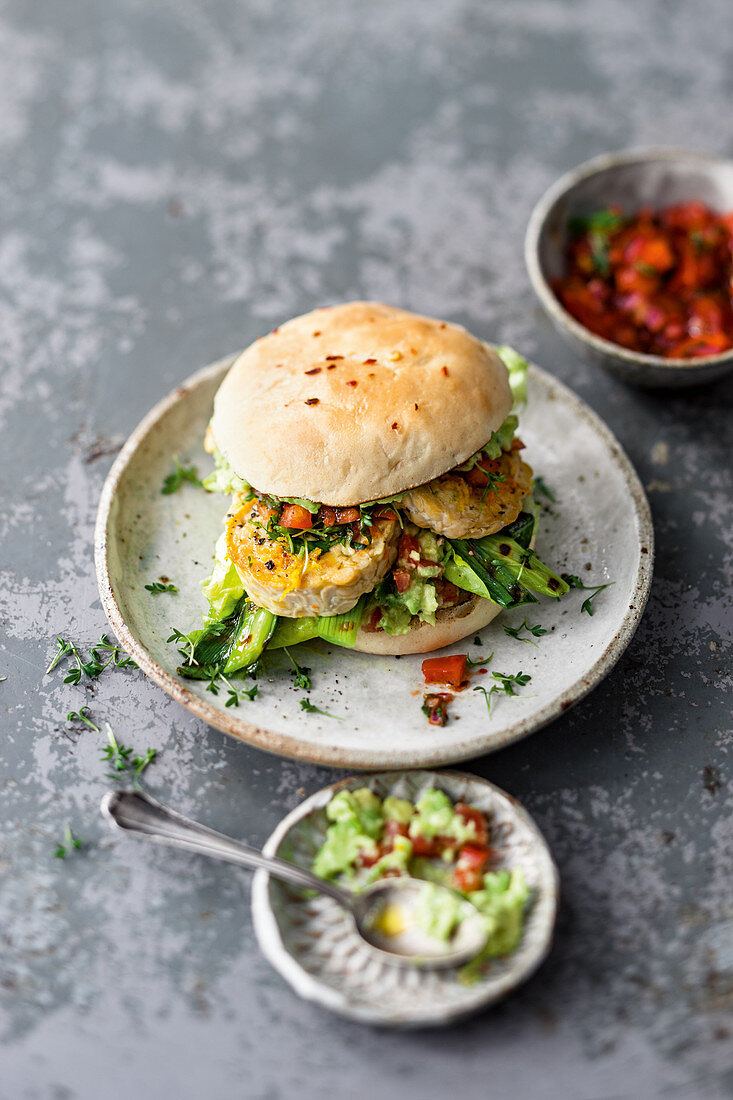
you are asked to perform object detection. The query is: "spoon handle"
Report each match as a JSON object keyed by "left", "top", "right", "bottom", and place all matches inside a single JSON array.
[{"left": 101, "top": 790, "right": 351, "bottom": 909}]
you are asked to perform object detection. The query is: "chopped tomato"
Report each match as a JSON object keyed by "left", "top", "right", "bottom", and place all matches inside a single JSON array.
[
  {"left": 373, "top": 506, "right": 398, "bottom": 521},
  {"left": 383, "top": 819, "right": 409, "bottom": 846},
  {"left": 318, "top": 505, "right": 337, "bottom": 527},
  {"left": 455, "top": 803, "right": 489, "bottom": 847},
  {"left": 422, "top": 654, "right": 467, "bottom": 689},
  {"left": 397, "top": 532, "right": 420, "bottom": 560},
  {"left": 363, "top": 607, "right": 383, "bottom": 633},
  {"left": 393, "top": 569, "right": 412, "bottom": 594},
  {"left": 410, "top": 832, "right": 440, "bottom": 856},
  {"left": 279, "top": 503, "right": 313, "bottom": 529},
  {"left": 334, "top": 507, "right": 360, "bottom": 523},
  {"left": 421, "top": 692, "right": 452, "bottom": 727}
]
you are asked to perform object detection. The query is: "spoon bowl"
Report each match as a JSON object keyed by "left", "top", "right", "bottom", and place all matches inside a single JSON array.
[{"left": 101, "top": 790, "right": 486, "bottom": 969}]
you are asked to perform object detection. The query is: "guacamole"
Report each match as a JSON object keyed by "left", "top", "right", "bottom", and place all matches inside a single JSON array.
[{"left": 312, "top": 786, "right": 529, "bottom": 967}]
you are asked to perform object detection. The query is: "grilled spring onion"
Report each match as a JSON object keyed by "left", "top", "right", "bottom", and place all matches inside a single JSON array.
[
  {"left": 177, "top": 598, "right": 276, "bottom": 678},
  {"left": 269, "top": 596, "right": 367, "bottom": 650},
  {"left": 445, "top": 508, "right": 569, "bottom": 609}
]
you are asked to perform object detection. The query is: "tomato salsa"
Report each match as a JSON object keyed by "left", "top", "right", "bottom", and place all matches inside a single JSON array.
[{"left": 554, "top": 201, "right": 733, "bottom": 358}]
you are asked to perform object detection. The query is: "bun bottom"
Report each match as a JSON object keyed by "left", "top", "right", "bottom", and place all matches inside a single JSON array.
[{"left": 352, "top": 596, "right": 501, "bottom": 655}]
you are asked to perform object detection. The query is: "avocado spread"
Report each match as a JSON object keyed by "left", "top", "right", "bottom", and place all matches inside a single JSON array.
[{"left": 312, "top": 786, "right": 529, "bottom": 969}]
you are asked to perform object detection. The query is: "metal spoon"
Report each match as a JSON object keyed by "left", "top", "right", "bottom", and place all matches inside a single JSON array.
[{"left": 100, "top": 790, "right": 488, "bottom": 969}]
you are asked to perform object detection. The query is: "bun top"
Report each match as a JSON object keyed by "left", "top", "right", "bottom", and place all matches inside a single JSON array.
[{"left": 210, "top": 302, "right": 513, "bottom": 506}]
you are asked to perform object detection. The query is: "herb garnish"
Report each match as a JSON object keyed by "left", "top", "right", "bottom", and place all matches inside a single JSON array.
[
  {"left": 284, "top": 647, "right": 312, "bottom": 690},
  {"left": 66, "top": 706, "right": 100, "bottom": 732},
  {"left": 54, "top": 824, "right": 82, "bottom": 859},
  {"left": 466, "top": 651, "right": 494, "bottom": 667},
  {"left": 503, "top": 620, "right": 547, "bottom": 646},
  {"left": 300, "top": 698, "right": 341, "bottom": 720},
  {"left": 144, "top": 581, "right": 178, "bottom": 595},
  {"left": 46, "top": 635, "right": 136, "bottom": 683},
  {"left": 161, "top": 457, "right": 203, "bottom": 495},
  {"left": 474, "top": 670, "right": 532, "bottom": 714},
  {"left": 101, "top": 725, "right": 157, "bottom": 785},
  {"left": 562, "top": 574, "right": 614, "bottom": 616},
  {"left": 533, "top": 477, "right": 556, "bottom": 503}
]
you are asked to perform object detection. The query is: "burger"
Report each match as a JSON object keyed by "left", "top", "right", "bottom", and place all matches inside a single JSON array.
[{"left": 173, "top": 302, "right": 568, "bottom": 683}]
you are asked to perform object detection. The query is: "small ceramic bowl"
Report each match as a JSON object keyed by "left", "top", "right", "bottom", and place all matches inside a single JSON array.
[
  {"left": 525, "top": 148, "right": 733, "bottom": 388},
  {"left": 251, "top": 770, "right": 558, "bottom": 1027}
]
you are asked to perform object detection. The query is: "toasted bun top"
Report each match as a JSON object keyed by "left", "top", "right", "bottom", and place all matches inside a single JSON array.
[{"left": 210, "top": 302, "right": 512, "bottom": 506}]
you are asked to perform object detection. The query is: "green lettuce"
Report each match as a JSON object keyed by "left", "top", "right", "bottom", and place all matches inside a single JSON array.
[
  {"left": 202, "top": 444, "right": 252, "bottom": 496},
  {"left": 201, "top": 533, "right": 245, "bottom": 622},
  {"left": 496, "top": 345, "right": 529, "bottom": 407}
]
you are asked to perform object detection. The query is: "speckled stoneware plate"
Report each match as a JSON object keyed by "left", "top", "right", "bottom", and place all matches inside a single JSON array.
[
  {"left": 251, "top": 770, "right": 558, "bottom": 1027},
  {"left": 94, "top": 354, "right": 653, "bottom": 768}
]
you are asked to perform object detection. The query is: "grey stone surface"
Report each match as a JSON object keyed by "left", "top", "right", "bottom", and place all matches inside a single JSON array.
[{"left": 0, "top": 1, "right": 731, "bottom": 1097}]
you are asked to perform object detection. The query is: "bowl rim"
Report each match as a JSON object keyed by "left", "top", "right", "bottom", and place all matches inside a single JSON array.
[{"left": 524, "top": 146, "right": 733, "bottom": 373}]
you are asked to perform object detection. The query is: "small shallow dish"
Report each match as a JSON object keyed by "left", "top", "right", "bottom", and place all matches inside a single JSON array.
[
  {"left": 525, "top": 147, "right": 733, "bottom": 388},
  {"left": 94, "top": 354, "right": 653, "bottom": 769},
  {"left": 251, "top": 770, "right": 558, "bottom": 1027}
]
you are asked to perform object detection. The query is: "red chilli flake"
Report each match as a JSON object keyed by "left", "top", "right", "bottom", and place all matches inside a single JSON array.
[
  {"left": 391, "top": 421, "right": 399, "bottom": 430},
  {"left": 363, "top": 358, "right": 377, "bottom": 364},
  {"left": 347, "top": 380, "right": 358, "bottom": 386},
  {"left": 312, "top": 330, "right": 321, "bottom": 337},
  {"left": 439, "top": 322, "right": 447, "bottom": 329},
  {"left": 305, "top": 367, "right": 321, "bottom": 375},
  {"left": 414, "top": 402, "right": 419, "bottom": 410},
  {"left": 441, "top": 366, "right": 449, "bottom": 377},
  {"left": 305, "top": 398, "right": 320, "bottom": 406},
  {"left": 325, "top": 355, "right": 343, "bottom": 361}
]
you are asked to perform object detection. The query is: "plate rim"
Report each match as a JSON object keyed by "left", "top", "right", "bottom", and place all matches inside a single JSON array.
[
  {"left": 94, "top": 355, "right": 654, "bottom": 769},
  {"left": 250, "top": 769, "right": 560, "bottom": 1027}
]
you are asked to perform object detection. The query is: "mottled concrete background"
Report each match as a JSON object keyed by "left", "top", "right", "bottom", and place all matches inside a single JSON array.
[{"left": 1, "top": 1, "right": 731, "bottom": 1097}]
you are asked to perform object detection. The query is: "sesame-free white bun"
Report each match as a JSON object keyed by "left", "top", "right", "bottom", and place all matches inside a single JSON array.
[
  {"left": 352, "top": 595, "right": 502, "bottom": 655},
  {"left": 210, "top": 302, "right": 512, "bottom": 506}
]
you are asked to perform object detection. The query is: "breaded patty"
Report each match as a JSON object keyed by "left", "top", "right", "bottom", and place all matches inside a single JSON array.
[
  {"left": 401, "top": 447, "right": 533, "bottom": 539},
  {"left": 225, "top": 498, "right": 399, "bottom": 617}
]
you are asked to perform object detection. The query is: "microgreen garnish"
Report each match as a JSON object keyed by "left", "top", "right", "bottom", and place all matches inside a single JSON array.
[
  {"left": 144, "top": 581, "right": 178, "bottom": 595},
  {"left": 503, "top": 620, "right": 547, "bottom": 646},
  {"left": 533, "top": 477, "right": 556, "bottom": 503},
  {"left": 284, "top": 648, "right": 312, "bottom": 690},
  {"left": 54, "top": 824, "right": 82, "bottom": 859},
  {"left": 161, "top": 457, "right": 203, "bottom": 495},
  {"left": 474, "top": 670, "right": 531, "bottom": 713},
  {"left": 46, "top": 635, "right": 136, "bottom": 683},
  {"left": 101, "top": 724, "right": 157, "bottom": 786},
  {"left": 299, "top": 698, "right": 341, "bottom": 720},
  {"left": 466, "top": 650, "right": 494, "bottom": 667},
  {"left": 562, "top": 574, "right": 614, "bottom": 616},
  {"left": 479, "top": 471, "right": 507, "bottom": 503},
  {"left": 167, "top": 627, "right": 197, "bottom": 665},
  {"left": 66, "top": 706, "right": 100, "bottom": 732},
  {"left": 101, "top": 726, "right": 133, "bottom": 773}
]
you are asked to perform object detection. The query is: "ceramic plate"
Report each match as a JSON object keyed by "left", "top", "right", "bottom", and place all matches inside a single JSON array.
[
  {"left": 95, "top": 355, "right": 653, "bottom": 768},
  {"left": 251, "top": 770, "right": 559, "bottom": 1027}
]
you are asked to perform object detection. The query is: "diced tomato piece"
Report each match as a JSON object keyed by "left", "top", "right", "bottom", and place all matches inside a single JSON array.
[
  {"left": 363, "top": 607, "right": 383, "bottom": 633},
  {"left": 373, "top": 506, "right": 398, "bottom": 521},
  {"left": 319, "top": 506, "right": 337, "bottom": 527},
  {"left": 457, "top": 844, "right": 490, "bottom": 871},
  {"left": 393, "top": 568, "right": 412, "bottom": 594},
  {"left": 356, "top": 847, "right": 381, "bottom": 869},
  {"left": 410, "top": 833, "right": 440, "bottom": 856},
  {"left": 422, "top": 654, "right": 467, "bottom": 689},
  {"left": 434, "top": 579, "right": 460, "bottom": 606},
  {"left": 335, "top": 507, "right": 360, "bottom": 523},
  {"left": 397, "top": 532, "right": 419, "bottom": 560},
  {"left": 383, "top": 820, "right": 408, "bottom": 849},
  {"left": 454, "top": 803, "right": 489, "bottom": 846},
  {"left": 280, "top": 503, "right": 313, "bottom": 530},
  {"left": 453, "top": 865, "right": 485, "bottom": 893}
]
